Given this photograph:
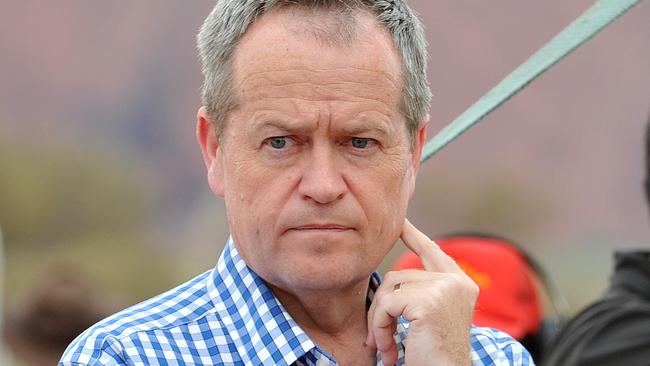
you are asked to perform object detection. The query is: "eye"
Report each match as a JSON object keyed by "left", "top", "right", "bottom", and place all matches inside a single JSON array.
[
  {"left": 266, "top": 136, "right": 290, "bottom": 149},
  {"left": 351, "top": 137, "right": 373, "bottom": 149}
]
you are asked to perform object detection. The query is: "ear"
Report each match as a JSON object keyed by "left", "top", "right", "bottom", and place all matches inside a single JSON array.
[
  {"left": 196, "top": 106, "right": 225, "bottom": 198},
  {"left": 407, "top": 118, "right": 428, "bottom": 196}
]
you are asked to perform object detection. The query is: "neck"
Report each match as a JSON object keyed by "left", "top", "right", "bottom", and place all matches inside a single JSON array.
[{"left": 268, "top": 278, "right": 376, "bottom": 364}]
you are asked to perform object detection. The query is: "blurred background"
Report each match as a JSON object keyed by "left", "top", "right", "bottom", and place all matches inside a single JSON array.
[{"left": 1, "top": 0, "right": 649, "bottom": 364}]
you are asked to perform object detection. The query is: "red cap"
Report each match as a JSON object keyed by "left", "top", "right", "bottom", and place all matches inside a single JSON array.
[{"left": 392, "top": 235, "right": 541, "bottom": 340}]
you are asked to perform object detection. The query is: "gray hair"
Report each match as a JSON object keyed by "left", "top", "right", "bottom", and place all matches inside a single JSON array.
[{"left": 197, "top": 0, "right": 431, "bottom": 143}]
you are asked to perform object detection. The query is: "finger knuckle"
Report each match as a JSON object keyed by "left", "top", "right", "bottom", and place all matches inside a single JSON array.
[
  {"left": 410, "top": 307, "right": 429, "bottom": 320},
  {"left": 440, "top": 273, "right": 462, "bottom": 289},
  {"left": 469, "top": 278, "right": 479, "bottom": 291},
  {"left": 383, "top": 271, "right": 398, "bottom": 283},
  {"left": 376, "top": 338, "right": 395, "bottom": 352},
  {"left": 468, "top": 280, "right": 480, "bottom": 297},
  {"left": 374, "top": 287, "right": 389, "bottom": 303}
]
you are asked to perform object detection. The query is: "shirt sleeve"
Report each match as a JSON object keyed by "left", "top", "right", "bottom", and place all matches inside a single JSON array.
[{"left": 470, "top": 327, "right": 536, "bottom": 366}]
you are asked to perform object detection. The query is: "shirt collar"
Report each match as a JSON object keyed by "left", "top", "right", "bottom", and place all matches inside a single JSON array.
[{"left": 206, "top": 237, "right": 408, "bottom": 365}]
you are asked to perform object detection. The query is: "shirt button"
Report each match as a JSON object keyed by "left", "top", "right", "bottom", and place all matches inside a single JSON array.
[{"left": 316, "top": 358, "right": 330, "bottom": 366}]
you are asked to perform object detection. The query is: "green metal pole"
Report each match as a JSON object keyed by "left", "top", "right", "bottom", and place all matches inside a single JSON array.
[
  {"left": 0, "top": 226, "right": 7, "bottom": 364},
  {"left": 421, "top": 0, "right": 645, "bottom": 163}
]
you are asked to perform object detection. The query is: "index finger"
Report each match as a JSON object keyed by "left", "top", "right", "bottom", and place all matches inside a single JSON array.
[{"left": 400, "top": 219, "right": 463, "bottom": 274}]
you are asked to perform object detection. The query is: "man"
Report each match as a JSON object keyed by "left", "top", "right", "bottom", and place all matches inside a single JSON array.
[
  {"left": 542, "top": 118, "right": 650, "bottom": 366},
  {"left": 60, "top": 1, "right": 533, "bottom": 365}
]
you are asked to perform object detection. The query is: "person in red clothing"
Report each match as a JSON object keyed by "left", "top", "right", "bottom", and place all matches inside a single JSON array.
[{"left": 393, "top": 234, "right": 566, "bottom": 361}]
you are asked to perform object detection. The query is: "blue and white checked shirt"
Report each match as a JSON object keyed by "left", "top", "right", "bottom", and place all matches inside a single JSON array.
[{"left": 60, "top": 238, "right": 534, "bottom": 365}]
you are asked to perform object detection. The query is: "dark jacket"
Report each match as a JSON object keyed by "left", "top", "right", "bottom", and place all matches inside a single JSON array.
[{"left": 542, "top": 251, "right": 650, "bottom": 366}]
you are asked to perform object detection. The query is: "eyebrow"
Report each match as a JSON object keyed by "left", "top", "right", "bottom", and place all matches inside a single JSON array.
[
  {"left": 340, "top": 121, "right": 392, "bottom": 138},
  {"left": 250, "top": 111, "right": 395, "bottom": 138}
]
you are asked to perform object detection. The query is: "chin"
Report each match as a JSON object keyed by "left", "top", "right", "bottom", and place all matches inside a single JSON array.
[{"left": 272, "top": 254, "right": 375, "bottom": 293}]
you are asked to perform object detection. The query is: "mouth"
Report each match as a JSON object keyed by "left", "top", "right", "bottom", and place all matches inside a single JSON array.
[{"left": 289, "top": 224, "right": 352, "bottom": 232}]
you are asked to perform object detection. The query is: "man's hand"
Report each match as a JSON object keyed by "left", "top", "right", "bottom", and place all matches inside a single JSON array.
[{"left": 366, "top": 219, "right": 479, "bottom": 366}]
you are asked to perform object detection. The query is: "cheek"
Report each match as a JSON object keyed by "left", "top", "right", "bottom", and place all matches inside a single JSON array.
[
  {"left": 366, "top": 152, "right": 412, "bottom": 196},
  {"left": 350, "top": 154, "right": 412, "bottom": 230},
  {"left": 224, "top": 157, "right": 298, "bottom": 221}
]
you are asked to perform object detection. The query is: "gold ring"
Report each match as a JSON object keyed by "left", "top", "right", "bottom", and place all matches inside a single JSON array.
[{"left": 393, "top": 283, "right": 402, "bottom": 293}]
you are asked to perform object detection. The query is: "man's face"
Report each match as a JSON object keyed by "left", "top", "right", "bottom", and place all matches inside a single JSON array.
[{"left": 199, "top": 10, "right": 425, "bottom": 293}]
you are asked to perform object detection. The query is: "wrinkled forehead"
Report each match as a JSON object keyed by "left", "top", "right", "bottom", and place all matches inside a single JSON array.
[{"left": 231, "top": 7, "right": 403, "bottom": 98}]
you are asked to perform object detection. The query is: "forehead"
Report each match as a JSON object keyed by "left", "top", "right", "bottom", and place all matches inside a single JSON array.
[{"left": 231, "top": 8, "right": 403, "bottom": 103}]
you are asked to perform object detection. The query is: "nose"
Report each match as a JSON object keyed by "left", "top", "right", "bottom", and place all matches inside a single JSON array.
[{"left": 297, "top": 145, "right": 347, "bottom": 204}]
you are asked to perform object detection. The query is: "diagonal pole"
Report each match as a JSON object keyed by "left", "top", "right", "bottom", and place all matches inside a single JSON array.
[
  {"left": 0, "top": 226, "right": 6, "bottom": 363},
  {"left": 421, "top": 0, "right": 645, "bottom": 163}
]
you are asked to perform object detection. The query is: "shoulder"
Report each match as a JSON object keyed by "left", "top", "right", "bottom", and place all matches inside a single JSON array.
[
  {"left": 552, "top": 293, "right": 650, "bottom": 345},
  {"left": 59, "top": 270, "right": 226, "bottom": 365},
  {"left": 543, "top": 295, "right": 650, "bottom": 366},
  {"left": 470, "top": 326, "right": 535, "bottom": 366}
]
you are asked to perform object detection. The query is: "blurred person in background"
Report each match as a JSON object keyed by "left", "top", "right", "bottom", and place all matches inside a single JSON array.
[
  {"left": 4, "top": 267, "right": 110, "bottom": 366},
  {"left": 541, "top": 115, "right": 650, "bottom": 366},
  {"left": 59, "top": 1, "right": 533, "bottom": 365},
  {"left": 393, "top": 234, "right": 567, "bottom": 363}
]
